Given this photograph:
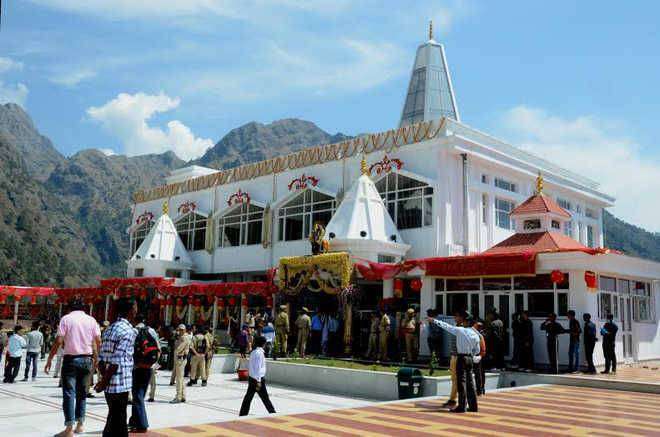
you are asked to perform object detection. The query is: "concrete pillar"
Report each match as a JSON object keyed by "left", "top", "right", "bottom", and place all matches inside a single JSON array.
[
  {"left": 59, "top": 303, "right": 63, "bottom": 318},
  {"left": 419, "top": 277, "right": 434, "bottom": 356},
  {"left": 383, "top": 279, "right": 394, "bottom": 299},
  {"left": 13, "top": 300, "right": 19, "bottom": 325},
  {"left": 104, "top": 295, "right": 110, "bottom": 321},
  {"left": 187, "top": 304, "right": 193, "bottom": 325},
  {"left": 240, "top": 293, "right": 247, "bottom": 326},
  {"left": 212, "top": 297, "right": 218, "bottom": 333}
]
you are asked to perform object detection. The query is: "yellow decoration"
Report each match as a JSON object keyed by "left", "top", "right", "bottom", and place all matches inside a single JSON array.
[
  {"left": 536, "top": 171, "right": 544, "bottom": 195},
  {"left": 278, "top": 252, "right": 352, "bottom": 295},
  {"left": 162, "top": 201, "right": 169, "bottom": 215},
  {"left": 429, "top": 20, "right": 433, "bottom": 40},
  {"left": 360, "top": 155, "right": 369, "bottom": 176}
]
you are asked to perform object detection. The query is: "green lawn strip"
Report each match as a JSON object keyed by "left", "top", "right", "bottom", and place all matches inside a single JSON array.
[{"left": 281, "top": 358, "right": 450, "bottom": 377}]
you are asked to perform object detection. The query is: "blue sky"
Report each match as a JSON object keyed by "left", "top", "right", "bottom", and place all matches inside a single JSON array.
[{"left": 1, "top": 1, "right": 659, "bottom": 230}]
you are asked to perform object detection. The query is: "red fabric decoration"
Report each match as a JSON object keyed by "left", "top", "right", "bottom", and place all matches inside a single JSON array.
[
  {"left": 585, "top": 271, "right": 597, "bottom": 289},
  {"left": 1, "top": 305, "right": 12, "bottom": 318},
  {"left": 409, "top": 278, "right": 423, "bottom": 292},
  {"left": 265, "top": 296, "right": 273, "bottom": 307},
  {"left": 393, "top": 279, "right": 404, "bottom": 298},
  {"left": 406, "top": 252, "right": 537, "bottom": 277},
  {"left": 29, "top": 306, "right": 40, "bottom": 318},
  {"left": 551, "top": 270, "right": 565, "bottom": 284},
  {"left": 176, "top": 298, "right": 184, "bottom": 307},
  {"left": 192, "top": 298, "right": 201, "bottom": 307},
  {"left": 228, "top": 297, "right": 236, "bottom": 306},
  {"left": 166, "top": 296, "right": 174, "bottom": 306},
  {"left": 217, "top": 298, "right": 225, "bottom": 309},
  {"left": 30, "top": 296, "right": 37, "bottom": 305},
  {"left": 0, "top": 295, "right": 6, "bottom": 304}
]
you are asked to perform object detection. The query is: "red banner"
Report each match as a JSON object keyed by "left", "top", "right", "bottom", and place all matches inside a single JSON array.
[{"left": 407, "top": 252, "right": 537, "bottom": 277}]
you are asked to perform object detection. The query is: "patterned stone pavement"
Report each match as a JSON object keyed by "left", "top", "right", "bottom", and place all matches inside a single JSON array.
[
  {"left": 562, "top": 360, "right": 660, "bottom": 384},
  {"left": 145, "top": 384, "right": 660, "bottom": 436}
]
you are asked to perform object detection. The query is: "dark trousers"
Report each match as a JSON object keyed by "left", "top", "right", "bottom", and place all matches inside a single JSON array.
[
  {"left": 473, "top": 360, "right": 485, "bottom": 395},
  {"left": 455, "top": 355, "right": 478, "bottom": 412},
  {"left": 603, "top": 342, "right": 616, "bottom": 373},
  {"left": 24, "top": 352, "right": 39, "bottom": 379},
  {"left": 239, "top": 377, "right": 276, "bottom": 416},
  {"left": 519, "top": 342, "right": 534, "bottom": 370},
  {"left": 103, "top": 391, "right": 129, "bottom": 437},
  {"left": 547, "top": 338, "right": 558, "bottom": 374},
  {"left": 310, "top": 331, "right": 322, "bottom": 355},
  {"left": 129, "top": 368, "right": 151, "bottom": 430},
  {"left": 3, "top": 356, "right": 21, "bottom": 382},
  {"left": 584, "top": 341, "right": 596, "bottom": 372}
]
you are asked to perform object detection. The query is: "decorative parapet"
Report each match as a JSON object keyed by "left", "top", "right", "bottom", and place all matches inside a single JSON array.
[
  {"left": 288, "top": 174, "right": 319, "bottom": 191},
  {"left": 227, "top": 189, "right": 250, "bottom": 206},
  {"left": 132, "top": 118, "right": 446, "bottom": 204},
  {"left": 369, "top": 154, "right": 403, "bottom": 176}
]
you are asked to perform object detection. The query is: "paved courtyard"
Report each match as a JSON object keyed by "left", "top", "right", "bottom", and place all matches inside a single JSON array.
[
  {"left": 0, "top": 358, "right": 373, "bottom": 436},
  {"left": 146, "top": 384, "right": 660, "bottom": 436}
]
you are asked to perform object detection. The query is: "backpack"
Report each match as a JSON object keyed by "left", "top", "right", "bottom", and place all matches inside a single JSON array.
[
  {"left": 196, "top": 336, "right": 207, "bottom": 354},
  {"left": 134, "top": 327, "right": 159, "bottom": 368}
]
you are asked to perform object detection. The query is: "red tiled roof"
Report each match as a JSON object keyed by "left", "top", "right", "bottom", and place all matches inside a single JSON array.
[
  {"left": 484, "top": 231, "right": 588, "bottom": 255},
  {"left": 510, "top": 193, "right": 571, "bottom": 218}
]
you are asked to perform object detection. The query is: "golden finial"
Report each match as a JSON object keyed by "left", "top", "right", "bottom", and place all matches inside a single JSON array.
[
  {"left": 429, "top": 20, "right": 433, "bottom": 40},
  {"left": 162, "top": 201, "right": 169, "bottom": 215},
  {"left": 360, "top": 154, "right": 369, "bottom": 177},
  {"left": 535, "top": 171, "right": 544, "bottom": 195}
]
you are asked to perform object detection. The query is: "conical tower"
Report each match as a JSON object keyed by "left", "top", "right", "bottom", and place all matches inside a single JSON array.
[{"left": 399, "top": 21, "right": 459, "bottom": 127}]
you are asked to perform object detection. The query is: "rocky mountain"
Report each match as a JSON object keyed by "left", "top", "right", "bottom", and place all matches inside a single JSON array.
[
  {"left": 196, "top": 118, "right": 350, "bottom": 169},
  {"left": 0, "top": 104, "right": 658, "bottom": 286},
  {"left": 0, "top": 103, "right": 66, "bottom": 181}
]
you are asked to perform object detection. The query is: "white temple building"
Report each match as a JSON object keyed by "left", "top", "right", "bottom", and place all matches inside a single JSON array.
[{"left": 127, "top": 24, "right": 660, "bottom": 367}]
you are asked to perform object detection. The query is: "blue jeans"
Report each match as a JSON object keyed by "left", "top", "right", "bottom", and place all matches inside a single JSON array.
[
  {"left": 568, "top": 341, "right": 580, "bottom": 371},
  {"left": 24, "top": 352, "right": 39, "bottom": 379},
  {"left": 129, "top": 368, "right": 151, "bottom": 430},
  {"left": 61, "top": 356, "right": 92, "bottom": 426}
]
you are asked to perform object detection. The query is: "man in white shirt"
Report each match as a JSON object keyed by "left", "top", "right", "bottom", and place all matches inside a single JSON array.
[
  {"left": 239, "top": 336, "right": 276, "bottom": 416},
  {"left": 3, "top": 325, "right": 26, "bottom": 383},
  {"left": 23, "top": 321, "right": 44, "bottom": 381},
  {"left": 427, "top": 310, "right": 480, "bottom": 413}
]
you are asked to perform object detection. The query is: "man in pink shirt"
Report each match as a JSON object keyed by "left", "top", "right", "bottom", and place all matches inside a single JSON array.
[{"left": 45, "top": 299, "right": 101, "bottom": 437}]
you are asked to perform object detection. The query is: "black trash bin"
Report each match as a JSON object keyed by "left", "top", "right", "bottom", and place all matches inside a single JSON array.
[{"left": 396, "top": 367, "right": 424, "bottom": 399}]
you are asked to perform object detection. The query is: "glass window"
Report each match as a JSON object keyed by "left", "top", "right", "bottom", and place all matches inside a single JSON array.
[
  {"left": 585, "top": 208, "right": 597, "bottom": 219},
  {"left": 599, "top": 276, "right": 616, "bottom": 292},
  {"left": 524, "top": 219, "right": 541, "bottom": 230},
  {"left": 447, "top": 293, "right": 468, "bottom": 315},
  {"left": 470, "top": 293, "right": 480, "bottom": 318},
  {"left": 563, "top": 220, "right": 573, "bottom": 237},
  {"left": 435, "top": 294, "right": 444, "bottom": 315},
  {"left": 514, "top": 293, "right": 524, "bottom": 314},
  {"left": 481, "top": 174, "right": 488, "bottom": 184},
  {"left": 587, "top": 225, "right": 595, "bottom": 248},
  {"left": 165, "top": 269, "right": 182, "bottom": 278},
  {"left": 483, "top": 277, "right": 511, "bottom": 291},
  {"left": 134, "top": 268, "right": 144, "bottom": 278},
  {"left": 617, "top": 279, "right": 630, "bottom": 294},
  {"left": 633, "top": 282, "right": 652, "bottom": 322},
  {"left": 375, "top": 173, "right": 433, "bottom": 230},
  {"left": 495, "top": 198, "right": 515, "bottom": 230},
  {"left": 482, "top": 193, "right": 488, "bottom": 224},
  {"left": 446, "top": 278, "right": 480, "bottom": 291},
  {"left": 527, "top": 292, "right": 555, "bottom": 317},
  {"left": 600, "top": 293, "right": 613, "bottom": 319},
  {"left": 131, "top": 220, "right": 155, "bottom": 255},
  {"left": 218, "top": 203, "right": 263, "bottom": 247},
  {"left": 551, "top": 220, "right": 561, "bottom": 230},
  {"left": 514, "top": 274, "right": 553, "bottom": 290},
  {"left": 494, "top": 177, "right": 517, "bottom": 193},
  {"left": 556, "top": 273, "right": 570, "bottom": 290},
  {"left": 558, "top": 293, "right": 568, "bottom": 316},
  {"left": 278, "top": 190, "right": 335, "bottom": 241},
  {"left": 434, "top": 279, "right": 445, "bottom": 291},
  {"left": 175, "top": 212, "right": 207, "bottom": 251},
  {"left": 401, "top": 67, "right": 427, "bottom": 123},
  {"left": 557, "top": 198, "right": 572, "bottom": 211},
  {"left": 484, "top": 295, "right": 495, "bottom": 314}
]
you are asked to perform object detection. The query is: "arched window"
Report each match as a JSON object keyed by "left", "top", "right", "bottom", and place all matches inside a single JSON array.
[
  {"left": 278, "top": 190, "right": 335, "bottom": 241},
  {"left": 218, "top": 203, "right": 264, "bottom": 248},
  {"left": 175, "top": 212, "right": 207, "bottom": 251},
  {"left": 375, "top": 173, "right": 433, "bottom": 229},
  {"left": 130, "top": 220, "right": 154, "bottom": 255}
]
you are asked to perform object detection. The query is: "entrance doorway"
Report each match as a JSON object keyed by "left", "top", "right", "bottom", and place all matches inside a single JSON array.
[
  {"left": 484, "top": 293, "right": 511, "bottom": 357},
  {"left": 621, "top": 296, "right": 635, "bottom": 361}
]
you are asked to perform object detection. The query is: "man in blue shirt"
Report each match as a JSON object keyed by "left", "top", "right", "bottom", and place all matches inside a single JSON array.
[
  {"left": 582, "top": 313, "right": 597, "bottom": 374},
  {"left": 95, "top": 298, "right": 137, "bottom": 437},
  {"left": 427, "top": 310, "right": 480, "bottom": 413},
  {"left": 3, "top": 325, "right": 26, "bottom": 383},
  {"left": 601, "top": 313, "right": 618, "bottom": 374}
]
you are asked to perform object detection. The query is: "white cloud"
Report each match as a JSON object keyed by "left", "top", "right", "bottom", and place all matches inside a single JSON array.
[
  {"left": 87, "top": 92, "right": 213, "bottom": 160},
  {"left": 98, "top": 148, "right": 116, "bottom": 156},
  {"left": 500, "top": 105, "right": 660, "bottom": 232},
  {"left": 0, "top": 82, "right": 29, "bottom": 106},
  {"left": 50, "top": 68, "right": 97, "bottom": 87},
  {"left": 0, "top": 57, "right": 24, "bottom": 73},
  {"left": 185, "top": 38, "right": 406, "bottom": 101}
]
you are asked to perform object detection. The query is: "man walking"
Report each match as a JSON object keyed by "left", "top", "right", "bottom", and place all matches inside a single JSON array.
[
  {"left": 239, "top": 336, "right": 276, "bottom": 416},
  {"left": 129, "top": 315, "right": 160, "bottom": 433},
  {"left": 566, "top": 310, "right": 582, "bottom": 372},
  {"left": 541, "top": 313, "right": 566, "bottom": 374},
  {"left": 428, "top": 310, "right": 480, "bottom": 413},
  {"left": 171, "top": 324, "right": 191, "bottom": 403},
  {"left": 518, "top": 311, "right": 534, "bottom": 371},
  {"left": 45, "top": 299, "right": 101, "bottom": 437},
  {"left": 274, "top": 306, "right": 289, "bottom": 358},
  {"left": 3, "top": 325, "right": 26, "bottom": 383},
  {"left": 188, "top": 326, "right": 208, "bottom": 386},
  {"left": 95, "top": 298, "right": 137, "bottom": 437},
  {"left": 23, "top": 321, "right": 44, "bottom": 381},
  {"left": 583, "top": 313, "right": 597, "bottom": 374},
  {"left": 601, "top": 313, "right": 618, "bottom": 374},
  {"left": 295, "top": 308, "right": 311, "bottom": 358},
  {"left": 378, "top": 311, "right": 390, "bottom": 361}
]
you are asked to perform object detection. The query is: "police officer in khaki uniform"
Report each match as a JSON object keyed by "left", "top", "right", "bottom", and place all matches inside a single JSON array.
[
  {"left": 378, "top": 312, "right": 391, "bottom": 361},
  {"left": 274, "top": 305, "right": 289, "bottom": 358},
  {"left": 170, "top": 325, "right": 191, "bottom": 403},
  {"left": 204, "top": 327, "right": 215, "bottom": 383},
  {"left": 188, "top": 326, "right": 208, "bottom": 386},
  {"left": 366, "top": 312, "right": 380, "bottom": 359},
  {"left": 295, "top": 308, "right": 311, "bottom": 358},
  {"left": 403, "top": 308, "right": 419, "bottom": 362}
]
